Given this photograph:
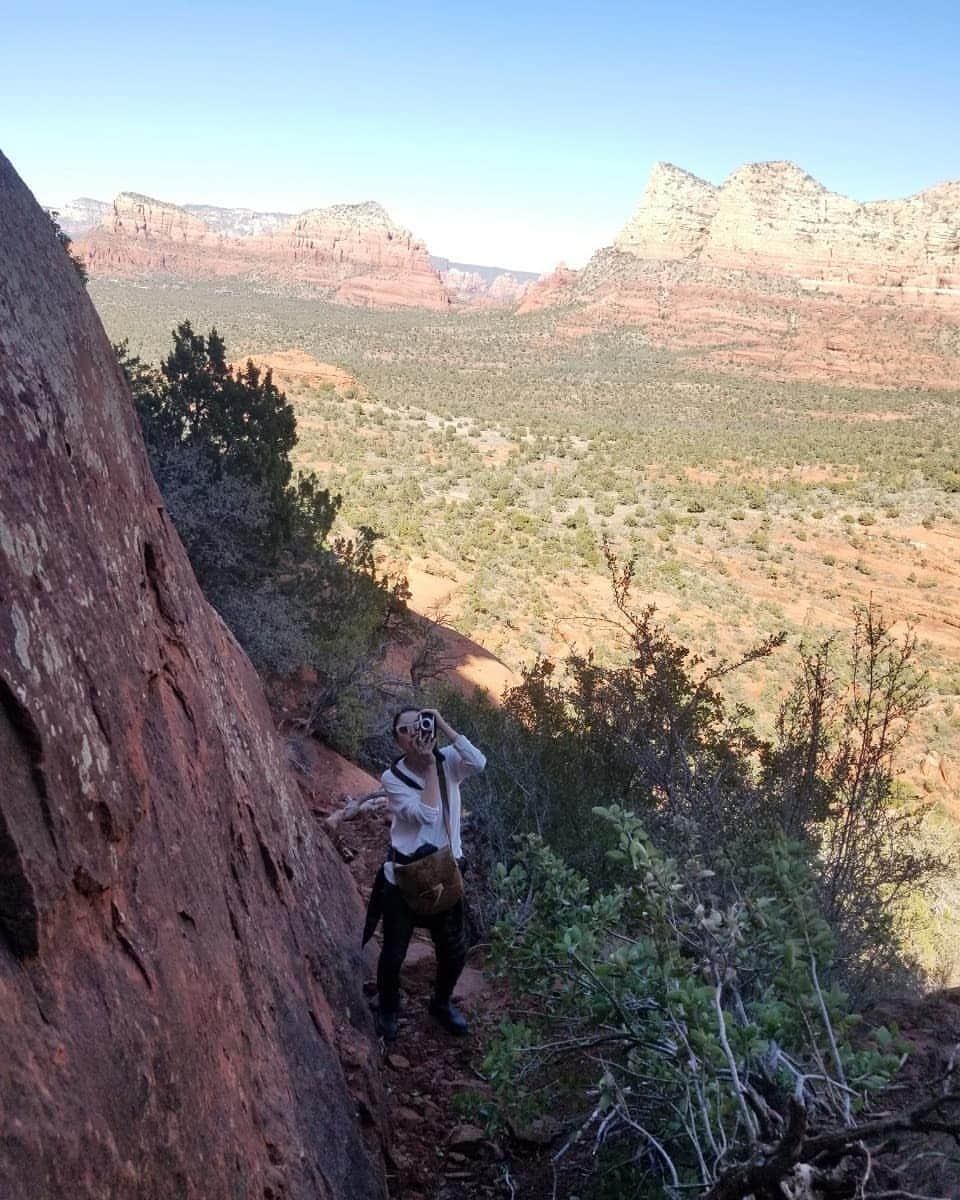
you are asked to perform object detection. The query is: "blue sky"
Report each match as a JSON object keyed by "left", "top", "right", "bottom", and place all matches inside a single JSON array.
[{"left": 3, "top": 0, "right": 958, "bottom": 272}]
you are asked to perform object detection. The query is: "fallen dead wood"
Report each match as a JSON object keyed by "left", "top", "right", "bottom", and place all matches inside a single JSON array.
[{"left": 323, "top": 789, "right": 388, "bottom": 832}]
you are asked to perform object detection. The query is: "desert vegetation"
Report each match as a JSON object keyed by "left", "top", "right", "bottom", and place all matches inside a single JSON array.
[
  {"left": 99, "top": 280, "right": 960, "bottom": 970},
  {"left": 110, "top": 289, "right": 960, "bottom": 1196},
  {"left": 430, "top": 562, "right": 954, "bottom": 1197}
]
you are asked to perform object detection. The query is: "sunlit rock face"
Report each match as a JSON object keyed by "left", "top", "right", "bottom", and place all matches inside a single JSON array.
[
  {"left": 520, "top": 160, "right": 960, "bottom": 386},
  {"left": 0, "top": 150, "right": 387, "bottom": 1200},
  {"left": 613, "top": 160, "right": 960, "bottom": 288},
  {"left": 515, "top": 262, "right": 580, "bottom": 314},
  {"left": 614, "top": 161, "right": 720, "bottom": 261},
  {"left": 698, "top": 162, "right": 960, "bottom": 288}
]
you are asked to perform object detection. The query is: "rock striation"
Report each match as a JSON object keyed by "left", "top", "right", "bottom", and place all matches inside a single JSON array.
[
  {"left": 613, "top": 160, "right": 960, "bottom": 288},
  {"left": 0, "top": 151, "right": 387, "bottom": 1200},
  {"left": 525, "top": 160, "right": 960, "bottom": 386},
  {"left": 76, "top": 192, "right": 450, "bottom": 310},
  {"left": 701, "top": 162, "right": 960, "bottom": 287},
  {"left": 614, "top": 161, "right": 720, "bottom": 261},
  {"left": 515, "top": 262, "right": 580, "bottom": 314}
]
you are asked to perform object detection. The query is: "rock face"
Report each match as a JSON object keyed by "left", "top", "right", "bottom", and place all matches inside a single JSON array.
[
  {"left": 527, "top": 160, "right": 960, "bottom": 386},
  {"left": 50, "top": 195, "right": 112, "bottom": 237},
  {"left": 700, "top": 162, "right": 960, "bottom": 287},
  {"left": 432, "top": 258, "right": 538, "bottom": 307},
  {"left": 183, "top": 203, "right": 292, "bottom": 238},
  {"left": 614, "top": 161, "right": 720, "bottom": 261},
  {"left": 0, "top": 152, "right": 387, "bottom": 1199},
  {"left": 76, "top": 193, "right": 450, "bottom": 310},
  {"left": 516, "top": 263, "right": 580, "bottom": 314},
  {"left": 440, "top": 266, "right": 533, "bottom": 306},
  {"left": 613, "top": 160, "right": 960, "bottom": 287}
]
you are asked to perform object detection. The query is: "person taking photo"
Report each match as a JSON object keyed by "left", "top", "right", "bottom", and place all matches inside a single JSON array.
[{"left": 364, "top": 707, "right": 486, "bottom": 1042}]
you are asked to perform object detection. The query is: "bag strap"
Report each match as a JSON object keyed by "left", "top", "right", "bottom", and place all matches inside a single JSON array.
[{"left": 434, "top": 747, "right": 452, "bottom": 844}]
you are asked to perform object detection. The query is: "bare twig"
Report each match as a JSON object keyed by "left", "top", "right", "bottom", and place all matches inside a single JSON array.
[
  {"left": 809, "top": 950, "right": 854, "bottom": 1126},
  {"left": 712, "top": 976, "right": 759, "bottom": 1145},
  {"left": 618, "top": 1109, "right": 681, "bottom": 1190}
]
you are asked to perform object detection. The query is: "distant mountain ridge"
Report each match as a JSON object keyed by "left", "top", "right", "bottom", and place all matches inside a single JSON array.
[
  {"left": 55, "top": 162, "right": 960, "bottom": 383},
  {"left": 519, "top": 159, "right": 960, "bottom": 386},
  {"left": 612, "top": 160, "right": 960, "bottom": 286},
  {"left": 54, "top": 196, "right": 111, "bottom": 236},
  {"left": 430, "top": 256, "right": 539, "bottom": 285},
  {"left": 430, "top": 256, "right": 538, "bottom": 305},
  {"left": 183, "top": 203, "right": 292, "bottom": 238},
  {"left": 72, "top": 191, "right": 450, "bottom": 309},
  {"left": 57, "top": 192, "right": 536, "bottom": 307}
]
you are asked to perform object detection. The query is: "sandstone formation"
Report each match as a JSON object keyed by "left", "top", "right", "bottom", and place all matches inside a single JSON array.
[
  {"left": 0, "top": 152, "right": 387, "bottom": 1199},
  {"left": 701, "top": 162, "right": 960, "bottom": 287},
  {"left": 515, "top": 262, "right": 580, "bottom": 314},
  {"left": 614, "top": 161, "right": 720, "bottom": 261},
  {"left": 76, "top": 193, "right": 450, "bottom": 310},
  {"left": 613, "top": 160, "right": 960, "bottom": 288},
  {"left": 432, "top": 258, "right": 537, "bottom": 307},
  {"left": 440, "top": 266, "right": 532, "bottom": 306},
  {"left": 526, "top": 161, "right": 960, "bottom": 386},
  {"left": 183, "top": 203, "right": 292, "bottom": 238}
]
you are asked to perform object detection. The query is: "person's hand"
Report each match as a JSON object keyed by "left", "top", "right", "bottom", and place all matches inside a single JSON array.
[{"left": 425, "top": 710, "right": 458, "bottom": 742}]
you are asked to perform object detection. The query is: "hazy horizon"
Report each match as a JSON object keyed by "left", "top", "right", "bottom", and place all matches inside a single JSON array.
[{"left": 5, "top": 0, "right": 959, "bottom": 272}]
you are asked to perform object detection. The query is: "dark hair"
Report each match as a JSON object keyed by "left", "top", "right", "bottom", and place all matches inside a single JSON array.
[{"left": 392, "top": 707, "right": 419, "bottom": 737}]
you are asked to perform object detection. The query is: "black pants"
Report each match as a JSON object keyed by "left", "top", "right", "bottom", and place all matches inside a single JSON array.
[{"left": 376, "top": 881, "right": 467, "bottom": 1016}]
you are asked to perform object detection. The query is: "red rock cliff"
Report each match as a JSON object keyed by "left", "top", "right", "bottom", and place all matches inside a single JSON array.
[
  {"left": 0, "top": 152, "right": 386, "bottom": 1199},
  {"left": 77, "top": 192, "right": 450, "bottom": 310}
]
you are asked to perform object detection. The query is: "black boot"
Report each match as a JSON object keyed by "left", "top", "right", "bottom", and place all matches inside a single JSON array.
[
  {"left": 376, "top": 1010, "right": 399, "bottom": 1042},
  {"left": 428, "top": 998, "right": 469, "bottom": 1036}
]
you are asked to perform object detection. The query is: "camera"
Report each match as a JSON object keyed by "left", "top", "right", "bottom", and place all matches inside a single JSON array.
[{"left": 416, "top": 711, "right": 436, "bottom": 738}]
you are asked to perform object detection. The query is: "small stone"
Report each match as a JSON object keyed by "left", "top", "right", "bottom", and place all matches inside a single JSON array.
[
  {"left": 446, "top": 1123, "right": 486, "bottom": 1153},
  {"left": 386, "top": 1052, "right": 411, "bottom": 1071},
  {"left": 508, "top": 1113, "right": 563, "bottom": 1144}
]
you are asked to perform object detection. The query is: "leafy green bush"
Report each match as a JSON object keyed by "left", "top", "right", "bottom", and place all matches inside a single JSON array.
[{"left": 486, "top": 812, "right": 911, "bottom": 1197}]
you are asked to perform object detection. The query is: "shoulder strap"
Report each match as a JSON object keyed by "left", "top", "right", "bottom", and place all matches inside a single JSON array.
[
  {"left": 389, "top": 757, "right": 423, "bottom": 791},
  {"left": 434, "top": 747, "right": 452, "bottom": 843},
  {"left": 388, "top": 752, "right": 452, "bottom": 845}
]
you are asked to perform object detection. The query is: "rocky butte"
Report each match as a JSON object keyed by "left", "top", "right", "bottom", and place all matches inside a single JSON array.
[
  {"left": 76, "top": 191, "right": 451, "bottom": 310},
  {"left": 522, "top": 160, "right": 960, "bottom": 386},
  {"left": 0, "top": 151, "right": 388, "bottom": 1199}
]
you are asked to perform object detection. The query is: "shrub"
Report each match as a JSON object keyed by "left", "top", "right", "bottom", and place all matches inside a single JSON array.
[
  {"left": 119, "top": 327, "right": 407, "bottom": 741},
  {"left": 763, "top": 602, "right": 948, "bottom": 977},
  {"left": 46, "top": 210, "right": 88, "bottom": 286},
  {"left": 486, "top": 812, "right": 931, "bottom": 1199}
]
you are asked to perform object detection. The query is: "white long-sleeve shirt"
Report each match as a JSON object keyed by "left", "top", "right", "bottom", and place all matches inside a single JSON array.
[{"left": 380, "top": 734, "right": 486, "bottom": 884}]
